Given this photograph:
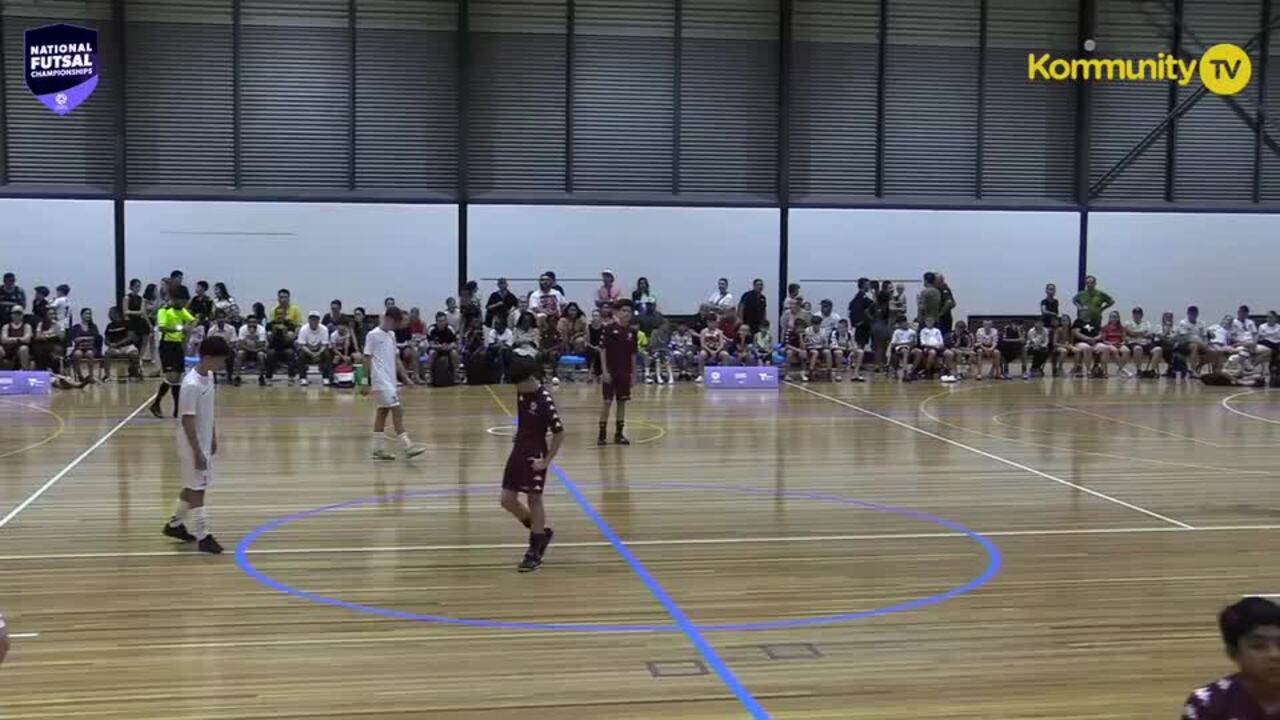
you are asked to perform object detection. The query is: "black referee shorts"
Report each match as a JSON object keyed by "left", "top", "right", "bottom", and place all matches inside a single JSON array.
[{"left": 159, "top": 340, "right": 186, "bottom": 374}]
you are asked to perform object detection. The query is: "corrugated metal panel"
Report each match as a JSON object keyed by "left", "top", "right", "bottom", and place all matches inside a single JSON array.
[
  {"left": 355, "top": 0, "right": 457, "bottom": 191},
  {"left": 2, "top": 0, "right": 115, "bottom": 187},
  {"left": 125, "top": 0, "right": 234, "bottom": 189},
  {"left": 679, "top": 0, "right": 777, "bottom": 195},
  {"left": 883, "top": 0, "right": 980, "bottom": 197},
  {"left": 1088, "top": 0, "right": 1170, "bottom": 201},
  {"left": 572, "top": 0, "right": 673, "bottom": 193},
  {"left": 1173, "top": 0, "right": 1258, "bottom": 202},
  {"left": 240, "top": 0, "right": 351, "bottom": 189},
  {"left": 468, "top": 0, "right": 566, "bottom": 193},
  {"left": 790, "top": 0, "right": 879, "bottom": 198},
  {"left": 982, "top": 0, "right": 1076, "bottom": 199},
  {"left": 1263, "top": 53, "right": 1280, "bottom": 201}
]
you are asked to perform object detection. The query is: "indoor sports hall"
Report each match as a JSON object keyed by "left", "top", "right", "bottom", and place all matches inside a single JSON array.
[{"left": 2, "top": 1, "right": 1280, "bottom": 718}]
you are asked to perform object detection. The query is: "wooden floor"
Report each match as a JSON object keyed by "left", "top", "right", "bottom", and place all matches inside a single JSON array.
[{"left": 2, "top": 375, "right": 1279, "bottom": 719}]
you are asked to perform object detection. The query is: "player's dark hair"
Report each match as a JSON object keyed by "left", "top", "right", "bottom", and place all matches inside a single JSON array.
[
  {"left": 923, "top": 272, "right": 937, "bottom": 285},
  {"left": 170, "top": 270, "right": 183, "bottom": 279},
  {"left": 331, "top": 299, "right": 342, "bottom": 307},
  {"left": 787, "top": 283, "right": 801, "bottom": 294},
  {"left": 2, "top": 272, "right": 13, "bottom": 281},
  {"left": 509, "top": 356, "right": 541, "bottom": 384},
  {"left": 56, "top": 284, "right": 70, "bottom": 294},
  {"left": 1220, "top": 597, "right": 1280, "bottom": 650},
  {"left": 34, "top": 285, "right": 49, "bottom": 297},
  {"left": 613, "top": 298, "right": 634, "bottom": 310},
  {"left": 197, "top": 280, "right": 209, "bottom": 290},
  {"left": 278, "top": 288, "right": 290, "bottom": 297},
  {"left": 1239, "top": 304, "right": 1250, "bottom": 314},
  {"left": 199, "top": 335, "right": 231, "bottom": 358},
  {"left": 435, "top": 311, "right": 447, "bottom": 320},
  {"left": 1188, "top": 305, "right": 1199, "bottom": 313},
  {"left": 385, "top": 306, "right": 404, "bottom": 322}
]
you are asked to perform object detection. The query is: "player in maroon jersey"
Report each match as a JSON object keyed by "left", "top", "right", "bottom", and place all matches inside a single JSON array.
[
  {"left": 1182, "top": 596, "right": 1280, "bottom": 719},
  {"left": 500, "top": 358, "right": 565, "bottom": 573},
  {"left": 599, "top": 299, "right": 638, "bottom": 446}
]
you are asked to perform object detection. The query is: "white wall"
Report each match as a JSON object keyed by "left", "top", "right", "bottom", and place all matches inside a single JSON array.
[
  {"left": 468, "top": 205, "right": 781, "bottom": 315},
  {"left": 0, "top": 199, "right": 115, "bottom": 317},
  {"left": 125, "top": 201, "right": 458, "bottom": 315},
  {"left": 1089, "top": 212, "right": 1280, "bottom": 320},
  {"left": 789, "top": 209, "right": 1079, "bottom": 318}
]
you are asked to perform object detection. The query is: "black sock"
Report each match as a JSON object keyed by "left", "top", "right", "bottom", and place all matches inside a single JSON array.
[
  {"left": 171, "top": 384, "right": 181, "bottom": 416},
  {"left": 598, "top": 421, "right": 607, "bottom": 438},
  {"left": 528, "top": 531, "right": 545, "bottom": 555},
  {"left": 520, "top": 517, "right": 531, "bottom": 529},
  {"left": 615, "top": 421, "right": 625, "bottom": 437},
  {"left": 152, "top": 382, "right": 169, "bottom": 408}
]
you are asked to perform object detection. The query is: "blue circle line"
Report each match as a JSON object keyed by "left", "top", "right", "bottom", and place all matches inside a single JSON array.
[{"left": 235, "top": 482, "right": 1002, "bottom": 633}]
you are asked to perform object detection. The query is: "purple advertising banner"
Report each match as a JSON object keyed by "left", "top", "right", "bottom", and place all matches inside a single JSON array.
[
  {"left": 703, "top": 366, "right": 779, "bottom": 389},
  {"left": 0, "top": 371, "right": 51, "bottom": 396},
  {"left": 25, "top": 24, "right": 99, "bottom": 116}
]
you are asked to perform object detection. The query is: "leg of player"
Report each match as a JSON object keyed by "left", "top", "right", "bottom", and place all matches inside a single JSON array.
[
  {"left": 614, "top": 397, "right": 629, "bottom": 445},
  {"left": 501, "top": 488, "right": 531, "bottom": 528},
  {"left": 370, "top": 406, "right": 396, "bottom": 461},
  {"left": 389, "top": 405, "right": 426, "bottom": 460},
  {"left": 598, "top": 389, "right": 613, "bottom": 446}
]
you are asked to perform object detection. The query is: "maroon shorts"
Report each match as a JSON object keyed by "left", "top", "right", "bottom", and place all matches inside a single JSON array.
[
  {"left": 502, "top": 447, "right": 546, "bottom": 495},
  {"left": 602, "top": 376, "right": 631, "bottom": 403}
]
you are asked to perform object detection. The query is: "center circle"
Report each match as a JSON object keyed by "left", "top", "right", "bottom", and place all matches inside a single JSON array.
[{"left": 235, "top": 482, "right": 1002, "bottom": 633}]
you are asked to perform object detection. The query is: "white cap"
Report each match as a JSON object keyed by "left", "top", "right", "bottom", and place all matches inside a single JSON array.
[
  {"left": 602, "top": 268, "right": 615, "bottom": 277},
  {"left": 308, "top": 310, "right": 321, "bottom": 318}
]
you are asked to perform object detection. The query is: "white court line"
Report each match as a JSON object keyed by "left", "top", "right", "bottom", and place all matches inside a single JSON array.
[
  {"left": 0, "top": 395, "right": 154, "bottom": 530},
  {"left": 786, "top": 382, "right": 1196, "bottom": 529},
  {"left": 2, "top": 524, "right": 1277, "bottom": 562},
  {"left": 9, "top": 632, "right": 39, "bottom": 639},
  {"left": 1222, "top": 389, "right": 1280, "bottom": 426},
  {"left": 1053, "top": 404, "right": 1224, "bottom": 448}
]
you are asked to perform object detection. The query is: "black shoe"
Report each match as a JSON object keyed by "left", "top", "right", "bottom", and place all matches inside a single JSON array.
[
  {"left": 538, "top": 527, "right": 555, "bottom": 556},
  {"left": 197, "top": 535, "right": 224, "bottom": 554},
  {"left": 597, "top": 435, "right": 608, "bottom": 447},
  {"left": 162, "top": 522, "right": 197, "bottom": 542},
  {"left": 614, "top": 435, "right": 630, "bottom": 446},
  {"left": 233, "top": 376, "right": 242, "bottom": 387},
  {"left": 149, "top": 404, "right": 164, "bottom": 419},
  {"left": 517, "top": 553, "right": 542, "bottom": 573},
  {"left": 258, "top": 375, "right": 267, "bottom": 386}
]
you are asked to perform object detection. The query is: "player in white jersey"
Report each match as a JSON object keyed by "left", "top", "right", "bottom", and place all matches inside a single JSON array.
[
  {"left": 0, "top": 610, "right": 9, "bottom": 668},
  {"left": 161, "top": 336, "right": 231, "bottom": 554},
  {"left": 361, "top": 307, "right": 427, "bottom": 461}
]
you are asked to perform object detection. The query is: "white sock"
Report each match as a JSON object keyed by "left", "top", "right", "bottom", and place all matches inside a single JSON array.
[
  {"left": 372, "top": 431, "right": 386, "bottom": 453},
  {"left": 189, "top": 506, "right": 210, "bottom": 540},
  {"left": 169, "top": 499, "right": 191, "bottom": 526},
  {"left": 398, "top": 432, "right": 412, "bottom": 449}
]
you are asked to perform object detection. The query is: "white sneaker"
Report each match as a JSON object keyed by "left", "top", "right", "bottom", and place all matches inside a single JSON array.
[
  {"left": 801, "top": 373, "right": 810, "bottom": 382},
  {"left": 834, "top": 374, "right": 843, "bottom": 382},
  {"left": 300, "top": 378, "right": 310, "bottom": 386},
  {"left": 941, "top": 374, "right": 958, "bottom": 383},
  {"left": 551, "top": 376, "right": 561, "bottom": 386},
  {"left": 646, "top": 376, "right": 655, "bottom": 384},
  {"left": 695, "top": 375, "right": 703, "bottom": 382},
  {"left": 404, "top": 445, "right": 426, "bottom": 459},
  {"left": 371, "top": 449, "right": 397, "bottom": 461}
]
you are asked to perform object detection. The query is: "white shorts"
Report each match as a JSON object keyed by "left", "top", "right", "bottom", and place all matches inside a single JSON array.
[
  {"left": 373, "top": 385, "right": 400, "bottom": 409},
  {"left": 177, "top": 445, "right": 214, "bottom": 491}
]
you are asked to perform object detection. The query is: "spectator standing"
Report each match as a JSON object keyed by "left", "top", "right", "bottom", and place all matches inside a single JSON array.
[
  {"left": 322, "top": 300, "right": 348, "bottom": 332},
  {"left": 1180, "top": 597, "right": 1280, "bottom": 720},
  {"left": 51, "top": 284, "right": 72, "bottom": 328},
  {"left": 937, "top": 273, "right": 956, "bottom": 336},
  {"left": 351, "top": 307, "right": 372, "bottom": 350},
  {"left": 632, "top": 277, "right": 658, "bottom": 320},
  {"left": 596, "top": 270, "right": 622, "bottom": 311},
  {"left": 890, "top": 283, "right": 908, "bottom": 321},
  {"left": 188, "top": 281, "right": 214, "bottom": 322},
  {"left": 31, "top": 286, "right": 50, "bottom": 326},
  {"left": 0, "top": 273, "right": 25, "bottom": 318},
  {"left": 738, "top": 278, "right": 768, "bottom": 334},
  {"left": 486, "top": 278, "right": 519, "bottom": 327},
  {"left": 123, "top": 278, "right": 150, "bottom": 352},
  {"left": 443, "top": 297, "right": 462, "bottom": 333},
  {"left": 917, "top": 273, "right": 943, "bottom": 325},
  {"left": 545, "top": 271, "right": 566, "bottom": 296},
  {"left": 459, "top": 281, "right": 483, "bottom": 329},
  {"left": 847, "top": 278, "right": 874, "bottom": 352},
  {"left": 212, "top": 282, "right": 240, "bottom": 323},
  {"left": 1072, "top": 275, "right": 1114, "bottom": 325},
  {"left": 271, "top": 289, "right": 303, "bottom": 337},
  {"left": 1040, "top": 283, "right": 1060, "bottom": 325},
  {"left": 1, "top": 307, "right": 32, "bottom": 369},
  {"left": 704, "top": 278, "right": 734, "bottom": 314},
  {"left": 528, "top": 274, "right": 566, "bottom": 330}
]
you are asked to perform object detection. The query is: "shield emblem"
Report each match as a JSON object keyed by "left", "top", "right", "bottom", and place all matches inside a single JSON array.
[{"left": 24, "top": 23, "right": 99, "bottom": 116}]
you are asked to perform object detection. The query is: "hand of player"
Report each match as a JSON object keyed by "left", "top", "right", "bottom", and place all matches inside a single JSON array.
[
  {"left": 529, "top": 455, "right": 549, "bottom": 472},
  {"left": 601, "top": 371, "right": 612, "bottom": 385},
  {"left": 193, "top": 451, "right": 208, "bottom": 471},
  {"left": 359, "top": 384, "right": 370, "bottom": 396},
  {"left": 211, "top": 435, "right": 218, "bottom": 456}
]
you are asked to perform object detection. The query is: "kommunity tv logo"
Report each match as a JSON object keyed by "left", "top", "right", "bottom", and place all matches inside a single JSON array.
[{"left": 1027, "top": 43, "right": 1251, "bottom": 96}]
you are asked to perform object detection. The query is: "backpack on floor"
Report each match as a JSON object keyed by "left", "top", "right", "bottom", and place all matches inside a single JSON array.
[{"left": 431, "top": 353, "right": 456, "bottom": 388}]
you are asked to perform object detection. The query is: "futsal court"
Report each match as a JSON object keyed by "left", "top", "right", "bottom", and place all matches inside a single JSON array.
[{"left": 2, "top": 378, "right": 1277, "bottom": 719}]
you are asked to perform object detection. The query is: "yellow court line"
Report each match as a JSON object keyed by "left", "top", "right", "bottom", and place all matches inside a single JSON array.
[
  {"left": 0, "top": 398, "right": 67, "bottom": 460},
  {"left": 483, "top": 384, "right": 667, "bottom": 445},
  {"left": 916, "top": 384, "right": 1272, "bottom": 476}
]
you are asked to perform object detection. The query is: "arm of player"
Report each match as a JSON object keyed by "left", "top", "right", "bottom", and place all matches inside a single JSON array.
[
  {"left": 600, "top": 333, "right": 612, "bottom": 385},
  {"left": 211, "top": 423, "right": 218, "bottom": 456},
  {"left": 181, "top": 414, "right": 207, "bottom": 470},
  {"left": 0, "top": 625, "right": 8, "bottom": 669},
  {"left": 359, "top": 353, "right": 372, "bottom": 395}
]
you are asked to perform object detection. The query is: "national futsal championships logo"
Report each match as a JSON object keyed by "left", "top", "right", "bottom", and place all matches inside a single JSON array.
[
  {"left": 1027, "top": 43, "right": 1252, "bottom": 96},
  {"left": 24, "top": 23, "right": 99, "bottom": 115}
]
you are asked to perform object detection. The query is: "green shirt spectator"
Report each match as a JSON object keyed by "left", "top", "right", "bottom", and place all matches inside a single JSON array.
[{"left": 1072, "top": 275, "right": 1114, "bottom": 324}]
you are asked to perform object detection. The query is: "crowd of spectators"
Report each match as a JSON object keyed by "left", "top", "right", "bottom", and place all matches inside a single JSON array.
[{"left": 1, "top": 268, "right": 1275, "bottom": 388}]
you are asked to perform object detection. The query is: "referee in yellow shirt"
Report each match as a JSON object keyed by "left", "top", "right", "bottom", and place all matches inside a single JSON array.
[{"left": 150, "top": 294, "right": 196, "bottom": 418}]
